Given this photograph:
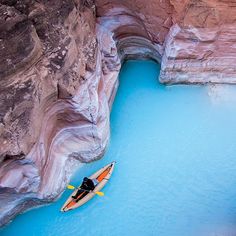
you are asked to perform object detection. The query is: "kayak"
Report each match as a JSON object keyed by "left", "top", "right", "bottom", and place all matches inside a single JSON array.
[{"left": 61, "top": 161, "right": 115, "bottom": 212}]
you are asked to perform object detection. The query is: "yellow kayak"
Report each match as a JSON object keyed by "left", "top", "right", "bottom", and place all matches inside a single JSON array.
[{"left": 61, "top": 161, "right": 115, "bottom": 212}]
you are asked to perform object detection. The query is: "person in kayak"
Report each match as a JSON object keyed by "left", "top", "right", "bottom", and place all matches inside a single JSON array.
[{"left": 72, "top": 177, "right": 98, "bottom": 200}]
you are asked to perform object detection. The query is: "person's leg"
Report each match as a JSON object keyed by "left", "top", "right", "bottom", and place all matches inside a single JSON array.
[{"left": 72, "top": 189, "right": 83, "bottom": 199}]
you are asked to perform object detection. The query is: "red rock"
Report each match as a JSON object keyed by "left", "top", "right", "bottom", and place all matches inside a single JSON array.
[{"left": 1, "top": 0, "right": 236, "bottom": 226}]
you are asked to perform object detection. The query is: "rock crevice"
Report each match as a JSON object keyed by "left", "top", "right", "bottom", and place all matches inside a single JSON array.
[{"left": 1, "top": 0, "right": 236, "bottom": 226}]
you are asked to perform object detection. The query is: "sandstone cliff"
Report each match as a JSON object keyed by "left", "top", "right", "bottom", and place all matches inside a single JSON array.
[{"left": 0, "top": 0, "right": 236, "bottom": 226}]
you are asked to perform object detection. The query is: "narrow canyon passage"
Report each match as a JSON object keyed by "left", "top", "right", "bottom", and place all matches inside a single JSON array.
[{"left": 2, "top": 60, "right": 236, "bottom": 236}]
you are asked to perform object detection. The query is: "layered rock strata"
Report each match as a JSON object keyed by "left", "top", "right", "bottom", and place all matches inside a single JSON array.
[
  {"left": 1, "top": 0, "right": 236, "bottom": 227},
  {"left": 0, "top": 0, "right": 103, "bottom": 226},
  {"left": 161, "top": 0, "right": 236, "bottom": 83}
]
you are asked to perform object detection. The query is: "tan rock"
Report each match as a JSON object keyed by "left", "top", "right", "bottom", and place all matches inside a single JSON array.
[{"left": 1, "top": 0, "right": 236, "bottom": 227}]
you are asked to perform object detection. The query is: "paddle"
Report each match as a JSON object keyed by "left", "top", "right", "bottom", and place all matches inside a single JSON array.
[{"left": 67, "top": 184, "right": 105, "bottom": 196}]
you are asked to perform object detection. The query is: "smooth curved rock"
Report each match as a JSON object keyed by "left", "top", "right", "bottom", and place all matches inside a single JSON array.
[
  {"left": 0, "top": 0, "right": 100, "bottom": 226},
  {"left": 1, "top": 0, "right": 236, "bottom": 227}
]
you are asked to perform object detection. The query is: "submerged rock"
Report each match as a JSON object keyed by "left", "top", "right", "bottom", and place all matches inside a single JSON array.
[{"left": 0, "top": 0, "right": 236, "bottom": 226}]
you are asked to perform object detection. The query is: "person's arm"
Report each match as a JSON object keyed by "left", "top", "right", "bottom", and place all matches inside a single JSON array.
[{"left": 87, "top": 179, "right": 95, "bottom": 190}]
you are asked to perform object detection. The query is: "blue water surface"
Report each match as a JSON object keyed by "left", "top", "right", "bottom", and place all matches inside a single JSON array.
[{"left": 2, "top": 60, "right": 236, "bottom": 236}]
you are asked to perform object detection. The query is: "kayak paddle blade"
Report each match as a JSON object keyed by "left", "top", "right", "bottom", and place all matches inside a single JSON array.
[
  {"left": 95, "top": 191, "right": 104, "bottom": 196},
  {"left": 67, "top": 184, "right": 76, "bottom": 190}
]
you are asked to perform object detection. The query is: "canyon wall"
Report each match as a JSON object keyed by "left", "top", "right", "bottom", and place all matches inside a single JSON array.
[
  {"left": 97, "top": 0, "right": 236, "bottom": 84},
  {"left": 0, "top": 0, "right": 236, "bottom": 226},
  {"left": 162, "top": 0, "right": 236, "bottom": 84},
  {"left": 0, "top": 0, "right": 104, "bottom": 226}
]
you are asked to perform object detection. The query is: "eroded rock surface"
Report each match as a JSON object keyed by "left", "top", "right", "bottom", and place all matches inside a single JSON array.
[
  {"left": 0, "top": 0, "right": 101, "bottom": 226},
  {"left": 1, "top": 0, "right": 236, "bottom": 227},
  {"left": 161, "top": 0, "right": 236, "bottom": 83}
]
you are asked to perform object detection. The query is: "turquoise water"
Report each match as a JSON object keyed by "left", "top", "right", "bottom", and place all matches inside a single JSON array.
[{"left": 2, "top": 60, "right": 236, "bottom": 236}]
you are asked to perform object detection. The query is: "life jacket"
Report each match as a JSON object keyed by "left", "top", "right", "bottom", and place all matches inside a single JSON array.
[{"left": 81, "top": 177, "right": 95, "bottom": 190}]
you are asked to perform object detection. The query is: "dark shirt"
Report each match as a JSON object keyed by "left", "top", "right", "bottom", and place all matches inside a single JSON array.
[{"left": 81, "top": 178, "right": 95, "bottom": 191}]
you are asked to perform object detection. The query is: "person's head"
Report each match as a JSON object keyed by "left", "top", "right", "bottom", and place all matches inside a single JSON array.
[{"left": 83, "top": 177, "right": 89, "bottom": 182}]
